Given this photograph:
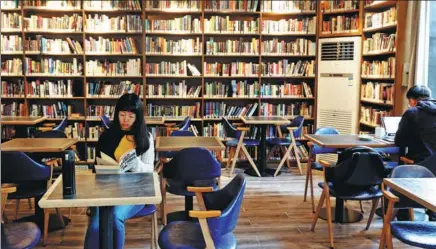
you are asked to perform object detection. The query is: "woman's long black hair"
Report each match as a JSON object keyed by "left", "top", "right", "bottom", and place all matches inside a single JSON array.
[{"left": 112, "top": 93, "right": 150, "bottom": 155}]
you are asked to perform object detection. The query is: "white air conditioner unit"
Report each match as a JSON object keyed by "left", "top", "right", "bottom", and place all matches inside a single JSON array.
[{"left": 316, "top": 36, "right": 362, "bottom": 161}]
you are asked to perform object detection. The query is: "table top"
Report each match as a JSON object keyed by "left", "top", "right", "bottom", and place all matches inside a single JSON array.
[
  {"left": 1, "top": 138, "right": 78, "bottom": 152},
  {"left": 384, "top": 178, "right": 436, "bottom": 212},
  {"left": 241, "top": 116, "right": 290, "bottom": 125},
  {"left": 304, "top": 134, "right": 394, "bottom": 148},
  {"left": 155, "top": 136, "right": 225, "bottom": 152},
  {"left": 145, "top": 116, "right": 165, "bottom": 125},
  {"left": 39, "top": 172, "right": 161, "bottom": 208},
  {"left": 1, "top": 116, "right": 46, "bottom": 125}
]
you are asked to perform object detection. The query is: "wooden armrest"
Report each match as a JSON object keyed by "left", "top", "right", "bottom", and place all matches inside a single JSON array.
[
  {"left": 164, "top": 123, "right": 177, "bottom": 127},
  {"left": 319, "top": 160, "right": 334, "bottom": 167},
  {"left": 286, "top": 126, "right": 298, "bottom": 131},
  {"left": 236, "top": 127, "right": 250, "bottom": 131},
  {"left": 400, "top": 156, "right": 414, "bottom": 164},
  {"left": 187, "top": 186, "right": 214, "bottom": 193},
  {"left": 189, "top": 210, "right": 221, "bottom": 218},
  {"left": 42, "top": 123, "right": 56, "bottom": 127},
  {"left": 1, "top": 184, "right": 17, "bottom": 194},
  {"left": 307, "top": 141, "right": 313, "bottom": 147},
  {"left": 383, "top": 190, "right": 399, "bottom": 202},
  {"left": 37, "top": 127, "right": 53, "bottom": 132}
]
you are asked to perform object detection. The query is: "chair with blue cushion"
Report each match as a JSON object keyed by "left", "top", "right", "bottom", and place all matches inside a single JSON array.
[
  {"left": 161, "top": 147, "right": 221, "bottom": 225},
  {"left": 100, "top": 115, "right": 111, "bottom": 130},
  {"left": 373, "top": 146, "right": 401, "bottom": 174},
  {"left": 2, "top": 184, "right": 41, "bottom": 249},
  {"left": 165, "top": 116, "right": 192, "bottom": 136},
  {"left": 266, "top": 115, "right": 305, "bottom": 176},
  {"left": 222, "top": 117, "right": 261, "bottom": 177},
  {"left": 417, "top": 153, "right": 436, "bottom": 176},
  {"left": 159, "top": 174, "right": 247, "bottom": 249},
  {"left": 52, "top": 117, "right": 68, "bottom": 132},
  {"left": 379, "top": 165, "right": 436, "bottom": 249},
  {"left": 303, "top": 127, "right": 339, "bottom": 213}
]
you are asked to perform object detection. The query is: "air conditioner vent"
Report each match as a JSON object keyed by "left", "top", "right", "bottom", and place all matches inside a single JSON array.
[{"left": 321, "top": 42, "right": 354, "bottom": 61}]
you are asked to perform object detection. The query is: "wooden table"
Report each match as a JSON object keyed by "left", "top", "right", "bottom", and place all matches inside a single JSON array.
[
  {"left": 1, "top": 138, "right": 78, "bottom": 152},
  {"left": 39, "top": 172, "right": 161, "bottom": 249},
  {"left": 241, "top": 116, "right": 290, "bottom": 177},
  {"left": 1, "top": 116, "right": 46, "bottom": 125},
  {"left": 145, "top": 116, "right": 165, "bottom": 125},
  {"left": 155, "top": 136, "right": 225, "bottom": 152},
  {"left": 384, "top": 178, "right": 436, "bottom": 212}
]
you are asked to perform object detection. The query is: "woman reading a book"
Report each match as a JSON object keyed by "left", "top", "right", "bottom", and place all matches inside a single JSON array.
[{"left": 84, "top": 93, "right": 154, "bottom": 249}]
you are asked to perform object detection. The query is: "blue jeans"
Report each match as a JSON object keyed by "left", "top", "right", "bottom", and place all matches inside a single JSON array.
[{"left": 84, "top": 205, "right": 144, "bottom": 249}]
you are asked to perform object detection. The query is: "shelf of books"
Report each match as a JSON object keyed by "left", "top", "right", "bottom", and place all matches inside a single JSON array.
[
  {"left": 1, "top": 0, "right": 318, "bottom": 164},
  {"left": 318, "top": 0, "right": 361, "bottom": 38},
  {"left": 359, "top": 0, "right": 399, "bottom": 133}
]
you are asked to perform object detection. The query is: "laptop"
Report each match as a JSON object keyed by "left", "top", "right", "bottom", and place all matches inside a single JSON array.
[{"left": 382, "top": 117, "right": 401, "bottom": 142}]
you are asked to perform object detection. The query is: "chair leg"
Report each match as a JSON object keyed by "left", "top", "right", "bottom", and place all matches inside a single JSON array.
[
  {"left": 274, "top": 143, "right": 293, "bottom": 176},
  {"left": 310, "top": 187, "right": 326, "bottom": 232},
  {"left": 27, "top": 198, "right": 32, "bottom": 209},
  {"left": 365, "top": 198, "right": 379, "bottom": 230},
  {"left": 229, "top": 141, "right": 243, "bottom": 177},
  {"left": 303, "top": 156, "right": 311, "bottom": 202},
  {"left": 43, "top": 210, "right": 50, "bottom": 245},
  {"left": 324, "top": 189, "right": 334, "bottom": 249},
  {"left": 309, "top": 169, "right": 315, "bottom": 213},
  {"left": 152, "top": 212, "right": 159, "bottom": 249},
  {"left": 280, "top": 146, "right": 291, "bottom": 168},
  {"left": 408, "top": 208, "right": 414, "bottom": 221},
  {"left": 240, "top": 145, "right": 261, "bottom": 177},
  {"left": 226, "top": 147, "right": 234, "bottom": 170},
  {"left": 68, "top": 208, "right": 73, "bottom": 219},
  {"left": 14, "top": 200, "right": 20, "bottom": 220},
  {"left": 161, "top": 177, "right": 167, "bottom": 226},
  {"left": 55, "top": 208, "right": 65, "bottom": 227}
]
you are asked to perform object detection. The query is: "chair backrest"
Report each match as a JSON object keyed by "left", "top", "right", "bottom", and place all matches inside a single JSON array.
[
  {"left": 391, "top": 165, "right": 435, "bottom": 179},
  {"left": 101, "top": 115, "right": 111, "bottom": 130},
  {"left": 417, "top": 153, "right": 436, "bottom": 176},
  {"left": 177, "top": 116, "right": 191, "bottom": 131},
  {"left": 326, "top": 146, "right": 386, "bottom": 187},
  {"left": 53, "top": 117, "right": 68, "bottom": 132},
  {"left": 163, "top": 147, "right": 221, "bottom": 182},
  {"left": 312, "top": 127, "right": 339, "bottom": 155},
  {"left": 203, "top": 174, "right": 246, "bottom": 239},
  {"left": 1, "top": 152, "right": 50, "bottom": 183},
  {"left": 281, "top": 115, "right": 304, "bottom": 138},
  {"left": 222, "top": 117, "right": 241, "bottom": 139},
  {"left": 170, "top": 130, "right": 195, "bottom": 137},
  {"left": 35, "top": 130, "right": 67, "bottom": 138}
]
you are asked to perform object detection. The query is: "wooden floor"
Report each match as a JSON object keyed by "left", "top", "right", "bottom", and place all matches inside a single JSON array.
[{"left": 5, "top": 165, "right": 413, "bottom": 249}]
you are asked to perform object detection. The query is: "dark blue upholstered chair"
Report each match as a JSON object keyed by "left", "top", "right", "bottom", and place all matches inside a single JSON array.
[
  {"left": 311, "top": 147, "right": 386, "bottom": 249},
  {"left": 266, "top": 115, "right": 304, "bottom": 176},
  {"left": 373, "top": 146, "right": 401, "bottom": 174},
  {"left": 34, "top": 130, "right": 68, "bottom": 177},
  {"left": 159, "top": 174, "right": 247, "bottom": 249},
  {"left": 100, "top": 115, "right": 111, "bottom": 130},
  {"left": 161, "top": 147, "right": 221, "bottom": 225},
  {"left": 2, "top": 185, "right": 41, "bottom": 249},
  {"left": 303, "top": 127, "right": 339, "bottom": 212},
  {"left": 130, "top": 205, "right": 159, "bottom": 248},
  {"left": 52, "top": 117, "right": 68, "bottom": 132},
  {"left": 165, "top": 116, "right": 191, "bottom": 136},
  {"left": 380, "top": 165, "right": 436, "bottom": 249},
  {"left": 222, "top": 117, "right": 261, "bottom": 177},
  {"left": 418, "top": 153, "right": 436, "bottom": 176}
]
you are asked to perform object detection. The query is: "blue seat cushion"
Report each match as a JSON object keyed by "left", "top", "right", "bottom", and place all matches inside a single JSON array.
[
  {"left": 8, "top": 182, "right": 46, "bottom": 200},
  {"left": 318, "top": 182, "right": 382, "bottom": 201},
  {"left": 158, "top": 221, "right": 236, "bottom": 249},
  {"left": 1, "top": 222, "right": 41, "bottom": 249},
  {"left": 166, "top": 179, "right": 218, "bottom": 196},
  {"left": 391, "top": 221, "right": 436, "bottom": 248},
  {"left": 226, "top": 139, "right": 259, "bottom": 147},
  {"left": 384, "top": 161, "right": 399, "bottom": 171},
  {"left": 131, "top": 205, "right": 156, "bottom": 219},
  {"left": 311, "top": 162, "right": 324, "bottom": 171}
]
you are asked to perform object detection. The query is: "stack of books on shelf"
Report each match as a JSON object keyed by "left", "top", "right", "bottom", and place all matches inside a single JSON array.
[
  {"left": 1, "top": 102, "right": 25, "bottom": 116},
  {"left": 24, "top": 58, "right": 83, "bottom": 76},
  {"left": 260, "top": 102, "right": 313, "bottom": 118},
  {"left": 29, "top": 102, "right": 72, "bottom": 118},
  {"left": 260, "top": 82, "right": 313, "bottom": 98},
  {"left": 1, "top": 59, "right": 23, "bottom": 75},
  {"left": 64, "top": 122, "right": 86, "bottom": 141},
  {"left": 204, "top": 102, "right": 258, "bottom": 118},
  {"left": 361, "top": 57, "right": 395, "bottom": 78},
  {"left": 361, "top": 82, "right": 393, "bottom": 104},
  {"left": 86, "top": 125, "right": 103, "bottom": 141},
  {"left": 203, "top": 122, "right": 224, "bottom": 138},
  {"left": 87, "top": 81, "right": 142, "bottom": 97},
  {"left": 262, "top": 0, "right": 316, "bottom": 13},
  {"left": 204, "top": 80, "right": 259, "bottom": 98},
  {"left": 1, "top": 0, "right": 19, "bottom": 9},
  {"left": 86, "top": 59, "right": 141, "bottom": 76},
  {"left": 204, "top": 62, "right": 259, "bottom": 77},
  {"left": 1, "top": 13, "right": 22, "bottom": 31},
  {"left": 85, "top": 14, "right": 142, "bottom": 33},
  {"left": 146, "top": 103, "right": 201, "bottom": 118},
  {"left": 1, "top": 80, "right": 24, "bottom": 97},
  {"left": 145, "top": 61, "right": 200, "bottom": 76},
  {"left": 360, "top": 106, "right": 392, "bottom": 126},
  {"left": 145, "top": 15, "right": 201, "bottom": 33},
  {"left": 261, "top": 38, "right": 316, "bottom": 56},
  {"left": 321, "top": 0, "right": 358, "bottom": 12},
  {"left": 24, "top": 14, "right": 83, "bottom": 32},
  {"left": 1, "top": 35, "right": 22, "bottom": 53},
  {"left": 261, "top": 60, "right": 315, "bottom": 77},
  {"left": 261, "top": 17, "right": 317, "bottom": 35},
  {"left": 322, "top": 15, "right": 358, "bottom": 34},
  {"left": 364, "top": 7, "right": 397, "bottom": 30},
  {"left": 204, "top": 0, "right": 259, "bottom": 12},
  {"left": 27, "top": 80, "right": 74, "bottom": 98},
  {"left": 204, "top": 16, "right": 259, "bottom": 34},
  {"left": 25, "top": 36, "right": 74, "bottom": 54},
  {"left": 85, "top": 37, "right": 138, "bottom": 55},
  {"left": 87, "top": 105, "right": 115, "bottom": 119},
  {"left": 146, "top": 81, "right": 201, "bottom": 98},
  {"left": 206, "top": 38, "right": 259, "bottom": 55},
  {"left": 145, "top": 0, "right": 200, "bottom": 11},
  {"left": 24, "top": 0, "right": 81, "bottom": 10},
  {"left": 83, "top": 0, "right": 141, "bottom": 11},
  {"left": 145, "top": 37, "right": 202, "bottom": 55},
  {"left": 363, "top": 33, "right": 396, "bottom": 54}
]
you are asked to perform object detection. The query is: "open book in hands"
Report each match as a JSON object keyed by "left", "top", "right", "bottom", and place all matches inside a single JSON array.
[{"left": 96, "top": 149, "right": 138, "bottom": 173}]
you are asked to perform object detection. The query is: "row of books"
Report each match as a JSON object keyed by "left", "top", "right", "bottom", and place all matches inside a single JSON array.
[
  {"left": 361, "top": 58, "right": 395, "bottom": 78},
  {"left": 24, "top": 58, "right": 82, "bottom": 76},
  {"left": 322, "top": 15, "right": 359, "bottom": 34},
  {"left": 204, "top": 102, "right": 258, "bottom": 118},
  {"left": 1, "top": 102, "right": 25, "bottom": 116},
  {"left": 146, "top": 82, "right": 202, "bottom": 97},
  {"left": 1, "top": 0, "right": 19, "bottom": 9},
  {"left": 206, "top": 37, "right": 258, "bottom": 55},
  {"left": 145, "top": 61, "right": 201, "bottom": 76},
  {"left": 145, "top": 15, "right": 201, "bottom": 33},
  {"left": 204, "top": 16, "right": 259, "bottom": 34},
  {"left": 204, "top": 80, "right": 260, "bottom": 98},
  {"left": 262, "top": 0, "right": 316, "bottom": 13},
  {"left": 84, "top": 37, "right": 138, "bottom": 54},
  {"left": 64, "top": 122, "right": 86, "bottom": 140},
  {"left": 260, "top": 82, "right": 313, "bottom": 98},
  {"left": 364, "top": 7, "right": 397, "bottom": 30},
  {"left": 261, "top": 60, "right": 315, "bottom": 77},
  {"left": 360, "top": 106, "right": 392, "bottom": 126},
  {"left": 1, "top": 36, "right": 83, "bottom": 54},
  {"left": 1, "top": 59, "right": 23, "bottom": 75},
  {"left": 87, "top": 81, "right": 143, "bottom": 97},
  {"left": 24, "top": 14, "right": 83, "bottom": 32},
  {"left": 27, "top": 80, "right": 74, "bottom": 97},
  {"left": 321, "top": 0, "right": 358, "bottom": 11},
  {"left": 87, "top": 105, "right": 115, "bottom": 119},
  {"left": 146, "top": 103, "right": 201, "bottom": 118},
  {"left": 261, "top": 38, "right": 316, "bottom": 56},
  {"left": 1, "top": 13, "right": 21, "bottom": 30},
  {"left": 145, "top": 0, "right": 200, "bottom": 10},
  {"left": 1, "top": 80, "right": 24, "bottom": 97},
  {"left": 204, "top": 0, "right": 259, "bottom": 12},
  {"left": 85, "top": 14, "right": 142, "bottom": 32},
  {"left": 83, "top": 0, "right": 141, "bottom": 11},
  {"left": 204, "top": 62, "right": 259, "bottom": 77},
  {"left": 361, "top": 82, "right": 394, "bottom": 103},
  {"left": 262, "top": 17, "right": 317, "bottom": 34},
  {"left": 145, "top": 37, "right": 202, "bottom": 55},
  {"left": 259, "top": 102, "right": 313, "bottom": 117},
  {"left": 86, "top": 59, "right": 141, "bottom": 76},
  {"left": 1, "top": 35, "right": 22, "bottom": 52},
  {"left": 363, "top": 33, "right": 396, "bottom": 54},
  {"left": 29, "top": 102, "right": 72, "bottom": 118}
]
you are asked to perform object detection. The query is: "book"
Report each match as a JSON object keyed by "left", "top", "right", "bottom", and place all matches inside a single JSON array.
[{"left": 96, "top": 149, "right": 137, "bottom": 173}]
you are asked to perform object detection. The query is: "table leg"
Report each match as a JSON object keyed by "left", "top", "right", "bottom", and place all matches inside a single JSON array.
[{"left": 99, "top": 206, "right": 114, "bottom": 249}]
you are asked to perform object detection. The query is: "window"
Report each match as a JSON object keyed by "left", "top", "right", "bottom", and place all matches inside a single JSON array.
[
  {"left": 418, "top": 1, "right": 436, "bottom": 95},
  {"left": 427, "top": 1, "right": 436, "bottom": 95}
]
